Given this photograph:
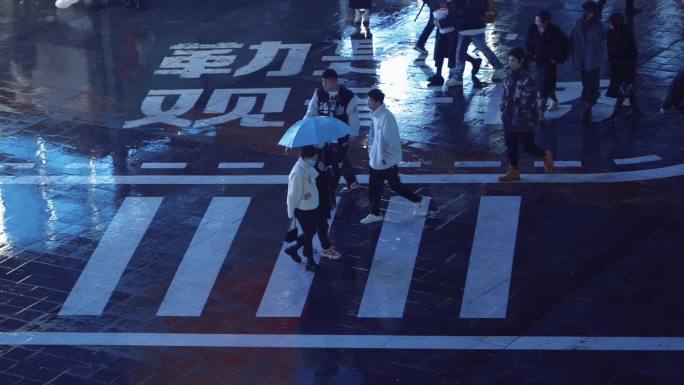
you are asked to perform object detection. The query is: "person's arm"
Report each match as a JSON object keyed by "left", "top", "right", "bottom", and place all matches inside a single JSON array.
[
  {"left": 500, "top": 77, "right": 508, "bottom": 112},
  {"left": 382, "top": 114, "right": 401, "bottom": 163},
  {"left": 346, "top": 95, "right": 361, "bottom": 136},
  {"left": 287, "top": 171, "right": 303, "bottom": 219},
  {"left": 305, "top": 90, "right": 319, "bottom": 119}
]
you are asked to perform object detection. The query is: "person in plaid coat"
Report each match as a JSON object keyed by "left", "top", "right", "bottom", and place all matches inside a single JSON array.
[{"left": 499, "top": 47, "right": 554, "bottom": 182}]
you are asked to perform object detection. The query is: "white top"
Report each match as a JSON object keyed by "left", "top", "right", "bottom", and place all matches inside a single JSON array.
[
  {"left": 305, "top": 89, "right": 361, "bottom": 137},
  {"left": 368, "top": 104, "right": 403, "bottom": 170},
  {"left": 287, "top": 158, "right": 319, "bottom": 219},
  {"left": 460, "top": 27, "right": 486, "bottom": 36}
]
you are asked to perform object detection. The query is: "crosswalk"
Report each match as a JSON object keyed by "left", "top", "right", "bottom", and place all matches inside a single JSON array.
[{"left": 59, "top": 194, "right": 522, "bottom": 320}]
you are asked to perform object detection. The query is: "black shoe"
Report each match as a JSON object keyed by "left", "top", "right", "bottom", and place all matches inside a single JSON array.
[
  {"left": 305, "top": 258, "right": 319, "bottom": 272},
  {"left": 471, "top": 58, "right": 483, "bottom": 76},
  {"left": 428, "top": 75, "right": 444, "bottom": 86},
  {"left": 285, "top": 245, "right": 302, "bottom": 263}
]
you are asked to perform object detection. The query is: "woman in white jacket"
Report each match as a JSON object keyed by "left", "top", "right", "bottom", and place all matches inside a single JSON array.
[{"left": 286, "top": 146, "right": 321, "bottom": 271}]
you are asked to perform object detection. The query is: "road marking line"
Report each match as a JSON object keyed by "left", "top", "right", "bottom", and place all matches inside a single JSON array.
[
  {"left": 218, "top": 162, "right": 265, "bottom": 169},
  {"left": 256, "top": 198, "right": 341, "bottom": 317},
  {"left": 358, "top": 197, "right": 430, "bottom": 318},
  {"left": 460, "top": 197, "right": 521, "bottom": 319},
  {"left": 59, "top": 197, "right": 163, "bottom": 316},
  {"left": 454, "top": 161, "right": 502, "bottom": 168},
  {"left": 3, "top": 332, "right": 684, "bottom": 351},
  {"left": 141, "top": 163, "right": 188, "bottom": 169},
  {"left": 157, "top": 197, "right": 251, "bottom": 317},
  {"left": 534, "top": 160, "right": 582, "bottom": 168},
  {"left": 613, "top": 155, "right": 662, "bottom": 165},
  {"left": 398, "top": 161, "right": 422, "bottom": 168}
]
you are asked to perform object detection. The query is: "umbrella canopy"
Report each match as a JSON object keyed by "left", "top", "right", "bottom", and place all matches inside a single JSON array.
[{"left": 278, "top": 116, "right": 351, "bottom": 148}]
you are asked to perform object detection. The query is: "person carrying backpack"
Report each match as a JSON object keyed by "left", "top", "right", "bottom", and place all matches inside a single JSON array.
[{"left": 526, "top": 9, "right": 570, "bottom": 120}]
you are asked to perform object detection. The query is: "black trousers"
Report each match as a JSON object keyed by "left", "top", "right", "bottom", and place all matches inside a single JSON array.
[
  {"left": 581, "top": 69, "right": 601, "bottom": 110},
  {"left": 536, "top": 62, "right": 558, "bottom": 102},
  {"left": 416, "top": 10, "right": 435, "bottom": 48},
  {"left": 294, "top": 208, "right": 318, "bottom": 258},
  {"left": 329, "top": 135, "right": 357, "bottom": 188},
  {"left": 369, "top": 166, "right": 421, "bottom": 216},
  {"left": 295, "top": 207, "right": 331, "bottom": 252},
  {"left": 505, "top": 132, "right": 546, "bottom": 168}
]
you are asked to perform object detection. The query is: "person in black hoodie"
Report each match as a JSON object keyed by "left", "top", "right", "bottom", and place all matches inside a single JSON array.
[
  {"left": 661, "top": 69, "right": 684, "bottom": 117},
  {"left": 605, "top": 12, "right": 639, "bottom": 121},
  {"left": 526, "top": 9, "right": 569, "bottom": 120}
]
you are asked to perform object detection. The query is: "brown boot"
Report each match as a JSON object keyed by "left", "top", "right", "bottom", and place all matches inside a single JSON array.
[
  {"left": 499, "top": 167, "right": 521, "bottom": 182},
  {"left": 542, "top": 150, "right": 554, "bottom": 173}
]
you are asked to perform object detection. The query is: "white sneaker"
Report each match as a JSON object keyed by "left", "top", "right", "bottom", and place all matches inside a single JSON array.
[
  {"left": 413, "top": 197, "right": 428, "bottom": 217},
  {"left": 360, "top": 214, "right": 383, "bottom": 224},
  {"left": 445, "top": 77, "right": 463, "bottom": 87},
  {"left": 322, "top": 247, "right": 342, "bottom": 260},
  {"left": 491, "top": 68, "right": 505, "bottom": 82}
]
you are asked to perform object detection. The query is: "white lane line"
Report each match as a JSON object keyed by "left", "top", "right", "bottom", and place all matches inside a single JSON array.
[
  {"left": 59, "top": 197, "right": 163, "bottom": 316},
  {"left": 322, "top": 55, "right": 374, "bottom": 61},
  {"left": 3, "top": 332, "right": 684, "bottom": 351},
  {"left": 398, "top": 161, "right": 422, "bottom": 168},
  {"left": 257, "top": 197, "right": 341, "bottom": 317},
  {"left": 2, "top": 164, "right": 684, "bottom": 185},
  {"left": 157, "top": 197, "right": 251, "bottom": 317},
  {"left": 65, "top": 163, "right": 111, "bottom": 169},
  {"left": 0, "top": 163, "right": 35, "bottom": 169},
  {"left": 613, "top": 155, "right": 662, "bottom": 165},
  {"left": 534, "top": 160, "right": 582, "bottom": 168},
  {"left": 141, "top": 163, "right": 188, "bottom": 169},
  {"left": 358, "top": 197, "right": 430, "bottom": 318},
  {"left": 454, "top": 161, "right": 502, "bottom": 168},
  {"left": 433, "top": 97, "right": 454, "bottom": 103},
  {"left": 218, "top": 162, "right": 265, "bottom": 169},
  {"left": 460, "top": 197, "right": 521, "bottom": 319}
]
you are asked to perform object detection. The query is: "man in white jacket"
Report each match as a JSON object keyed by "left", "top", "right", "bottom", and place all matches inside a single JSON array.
[
  {"left": 360, "top": 89, "right": 426, "bottom": 224},
  {"left": 286, "top": 146, "right": 321, "bottom": 271}
]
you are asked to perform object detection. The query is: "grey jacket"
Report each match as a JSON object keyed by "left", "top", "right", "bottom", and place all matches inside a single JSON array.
[{"left": 570, "top": 18, "right": 606, "bottom": 72}]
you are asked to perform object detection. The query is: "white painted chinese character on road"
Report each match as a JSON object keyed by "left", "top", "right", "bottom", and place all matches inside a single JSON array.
[
  {"left": 123, "top": 89, "right": 203, "bottom": 128},
  {"left": 194, "top": 88, "right": 291, "bottom": 128},
  {"left": 154, "top": 43, "right": 243, "bottom": 78},
  {"left": 234, "top": 41, "right": 311, "bottom": 77}
]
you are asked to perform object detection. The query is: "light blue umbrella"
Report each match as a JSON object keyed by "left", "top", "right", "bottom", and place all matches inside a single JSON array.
[{"left": 278, "top": 116, "right": 351, "bottom": 148}]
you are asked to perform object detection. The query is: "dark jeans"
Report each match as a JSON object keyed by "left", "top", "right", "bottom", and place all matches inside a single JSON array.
[
  {"left": 294, "top": 208, "right": 318, "bottom": 258},
  {"left": 369, "top": 165, "right": 421, "bottom": 216},
  {"left": 295, "top": 207, "right": 331, "bottom": 251},
  {"left": 329, "top": 135, "right": 357, "bottom": 188},
  {"left": 536, "top": 62, "right": 558, "bottom": 103},
  {"left": 416, "top": 11, "right": 435, "bottom": 48},
  {"left": 504, "top": 132, "right": 546, "bottom": 168},
  {"left": 581, "top": 68, "right": 601, "bottom": 110}
]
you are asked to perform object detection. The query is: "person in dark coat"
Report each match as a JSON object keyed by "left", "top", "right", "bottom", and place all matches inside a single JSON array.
[
  {"left": 605, "top": 12, "right": 639, "bottom": 121},
  {"left": 428, "top": 0, "right": 480, "bottom": 86},
  {"left": 414, "top": 0, "right": 435, "bottom": 55},
  {"left": 661, "top": 69, "right": 684, "bottom": 117},
  {"left": 570, "top": 1, "right": 606, "bottom": 126},
  {"left": 499, "top": 47, "right": 554, "bottom": 182},
  {"left": 285, "top": 146, "right": 342, "bottom": 265},
  {"left": 526, "top": 9, "right": 569, "bottom": 120},
  {"left": 349, "top": 0, "right": 372, "bottom": 25}
]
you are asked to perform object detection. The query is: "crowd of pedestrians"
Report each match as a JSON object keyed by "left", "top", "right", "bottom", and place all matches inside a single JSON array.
[{"left": 284, "top": 0, "right": 683, "bottom": 269}]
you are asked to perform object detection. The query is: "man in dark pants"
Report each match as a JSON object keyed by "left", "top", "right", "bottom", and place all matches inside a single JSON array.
[
  {"left": 570, "top": 1, "right": 606, "bottom": 125},
  {"left": 360, "top": 89, "right": 426, "bottom": 224},
  {"left": 661, "top": 69, "right": 684, "bottom": 117},
  {"left": 305, "top": 69, "right": 360, "bottom": 193},
  {"left": 413, "top": 0, "right": 435, "bottom": 55}
]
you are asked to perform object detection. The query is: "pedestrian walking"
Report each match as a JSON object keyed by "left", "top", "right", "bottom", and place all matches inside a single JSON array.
[
  {"left": 605, "top": 12, "right": 639, "bottom": 121},
  {"left": 349, "top": 0, "right": 371, "bottom": 25},
  {"left": 498, "top": 47, "right": 554, "bottom": 182},
  {"left": 446, "top": 0, "right": 505, "bottom": 87},
  {"left": 414, "top": 0, "right": 436, "bottom": 55},
  {"left": 428, "top": 0, "right": 481, "bottom": 86},
  {"left": 286, "top": 146, "right": 322, "bottom": 272},
  {"left": 306, "top": 69, "right": 360, "bottom": 193},
  {"left": 526, "top": 9, "right": 570, "bottom": 120},
  {"left": 661, "top": 69, "right": 684, "bottom": 117},
  {"left": 360, "top": 89, "right": 426, "bottom": 224},
  {"left": 285, "top": 147, "right": 342, "bottom": 263},
  {"left": 570, "top": 1, "right": 606, "bottom": 126}
]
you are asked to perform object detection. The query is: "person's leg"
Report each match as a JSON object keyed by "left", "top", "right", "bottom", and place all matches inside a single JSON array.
[
  {"left": 549, "top": 63, "right": 559, "bottom": 103},
  {"left": 416, "top": 12, "right": 435, "bottom": 49},
  {"left": 337, "top": 136, "right": 357, "bottom": 186},
  {"left": 537, "top": 63, "right": 549, "bottom": 113},
  {"left": 316, "top": 211, "right": 332, "bottom": 250},
  {"left": 504, "top": 132, "right": 520, "bottom": 169},
  {"left": 295, "top": 209, "right": 318, "bottom": 260},
  {"left": 368, "top": 167, "right": 384, "bottom": 216},
  {"left": 469, "top": 33, "right": 504, "bottom": 70},
  {"left": 451, "top": 34, "right": 470, "bottom": 82},
  {"left": 520, "top": 132, "right": 547, "bottom": 158},
  {"left": 384, "top": 166, "right": 421, "bottom": 203}
]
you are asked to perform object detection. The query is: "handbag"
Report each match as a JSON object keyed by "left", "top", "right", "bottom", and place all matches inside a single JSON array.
[{"left": 284, "top": 218, "right": 299, "bottom": 243}]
